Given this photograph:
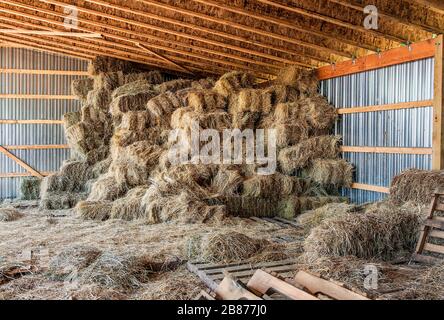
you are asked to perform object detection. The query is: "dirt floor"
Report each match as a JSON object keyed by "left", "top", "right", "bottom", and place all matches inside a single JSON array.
[{"left": 0, "top": 201, "right": 440, "bottom": 300}]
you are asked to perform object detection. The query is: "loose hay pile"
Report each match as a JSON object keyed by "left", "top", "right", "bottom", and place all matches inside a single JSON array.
[
  {"left": 0, "top": 208, "right": 24, "bottom": 222},
  {"left": 304, "top": 201, "right": 425, "bottom": 261},
  {"left": 390, "top": 169, "right": 444, "bottom": 205}
]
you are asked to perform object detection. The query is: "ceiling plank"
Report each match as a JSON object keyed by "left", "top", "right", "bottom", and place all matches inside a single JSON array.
[
  {"left": 139, "top": 0, "right": 377, "bottom": 54},
  {"left": 0, "top": 29, "right": 102, "bottom": 37},
  {"left": 257, "top": 0, "right": 406, "bottom": 43}
]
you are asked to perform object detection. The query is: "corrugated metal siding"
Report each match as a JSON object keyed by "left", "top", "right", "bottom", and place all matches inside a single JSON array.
[
  {"left": 0, "top": 47, "right": 88, "bottom": 199},
  {"left": 320, "top": 58, "right": 434, "bottom": 204}
]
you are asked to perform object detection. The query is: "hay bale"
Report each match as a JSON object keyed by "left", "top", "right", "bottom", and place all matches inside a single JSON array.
[
  {"left": 304, "top": 201, "right": 424, "bottom": 261},
  {"left": 297, "top": 202, "right": 361, "bottom": 231},
  {"left": 278, "top": 135, "right": 341, "bottom": 174},
  {"left": 234, "top": 89, "right": 272, "bottom": 114},
  {"left": 110, "top": 128, "right": 165, "bottom": 158},
  {"left": 199, "top": 232, "right": 269, "bottom": 263},
  {"left": 155, "top": 79, "right": 193, "bottom": 93},
  {"left": 91, "top": 157, "right": 112, "bottom": 178},
  {"left": 109, "top": 89, "right": 158, "bottom": 121},
  {"left": 111, "top": 79, "right": 155, "bottom": 100},
  {"left": 307, "top": 159, "right": 354, "bottom": 187},
  {"left": 191, "top": 77, "right": 216, "bottom": 90},
  {"left": 72, "top": 77, "right": 94, "bottom": 102},
  {"left": 110, "top": 186, "right": 147, "bottom": 220},
  {"left": 300, "top": 95, "right": 337, "bottom": 130},
  {"left": 118, "top": 111, "right": 153, "bottom": 131},
  {"left": 277, "top": 196, "right": 349, "bottom": 219},
  {"left": 213, "top": 71, "right": 255, "bottom": 97},
  {"left": 0, "top": 208, "right": 24, "bottom": 222},
  {"left": 171, "top": 108, "right": 231, "bottom": 131},
  {"left": 86, "top": 87, "right": 112, "bottom": 111},
  {"left": 390, "top": 169, "right": 444, "bottom": 205},
  {"left": 212, "top": 167, "right": 243, "bottom": 196},
  {"left": 264, "top": 85, "right": 300, "bottom": 104},
  {"left": 276, "top": 66, "right": 318, "bottom": 94},
  {"left": 231, "top": 111, "right": 261, "bottom": 129},
  {"left": 87, "top": 174, "right": 128, "bottom": 202},
  {"left": 76, "top": 200, "right": 113, "bottom": 221},
  {"left": 123, "top": 70, "right": 164, "bottom": 84},
  {"left": 88, "top": 56, "right": 136, "bottom": 75},
  {"left": 63, "top": 111, "right": 81, "bottom": 130},
  {"left": 40, "top": 192, "right": 88, "bottom": 210},
  {"left": 147, "top": 91, "right": 184, "bottom": 126},
  {"left": 187, "top": 89, "right": 227, "bottom": 112},
  {"left": 80, "top": 105, "right": 109, "bottom": 124},
  {"left": 20, "top": 177, "right": 41, "bottom": 200},
  {"left": 242, "top": 174, "right": 303, "bottom": 199},
  {"left": 124, "top": 141, "right": 163, "bottom": 168},
  {"left": 66, "top": 122, "right": 100, "bottom": 146},
  {"left": 273, "top": 121, "right": 311, "bottom": 148}
]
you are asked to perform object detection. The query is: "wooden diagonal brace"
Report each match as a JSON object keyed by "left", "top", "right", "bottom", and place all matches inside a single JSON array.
[{"left": 0, "top": 145, "right": 43, "bottom": 178}]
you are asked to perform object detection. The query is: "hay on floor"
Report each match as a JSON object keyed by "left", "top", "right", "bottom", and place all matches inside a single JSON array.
[
  {"left": 76, "top": 200, "right": 113, "bottom": 221},
  {"left": 0, "top": 208, "right": 24, "bottom": 222},
  {"left": 110, "top": 186, "right": 148, "bottom": 221},
  {"left": 303, "top": 201, "right": 425, "bottom": 261}
]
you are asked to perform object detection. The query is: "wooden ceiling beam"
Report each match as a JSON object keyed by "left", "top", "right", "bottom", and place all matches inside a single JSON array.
[
  {"left": 2, "top": 1, "right": 290, "bottom": 72},
  {"left": 39, "top": 0, "right": 320, "bottom": 66},
  {"left": 0, "top": 29, "right": 103, "bottom": 37},
  {"left": 137, "top": 0, "right": 373, "bottom": 58},
  {"left": 72, "top": 0, "right": 349, "bottom": 60},
  {"left": 0, "top": 35, "right": 93, "bottom": 60},
  {"left": 0, "top": 6, "right": 281, "bottom": 77},
  {"left": 328, "top": 0, "right": 441, "bottom": 34},
  {"left": 190, "top": 0, "right": 377, "bottom": 53},
  {"left": 257, "top": 0, "right": 406, "bottom": 44},
  {"left": 404, "top": 0, "right": 444, "bottom": 14}
]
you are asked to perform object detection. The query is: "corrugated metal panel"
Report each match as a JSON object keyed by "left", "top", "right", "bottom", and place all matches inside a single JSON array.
[
  {"left": 320, "top": 58, "right": 434, "bottom": 204},
  {"left": 0, "top": 47, "right": 87, "bottom": 199}
]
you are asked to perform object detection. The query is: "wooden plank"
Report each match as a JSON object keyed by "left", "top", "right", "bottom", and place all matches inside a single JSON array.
[
  {"left": 0, "top": 146, "right": 43, "bottom": 178},
  {"left": 205, "top": 261, "right": 298, "bottom": 276},
  {"left": 0, "top": 69, "right": 89, "bottom": 76},
  {"left": 211, "top": 264, "right": 299, "bottom": 281},
  {"left": 433, "top": 35, "right": 444, "bottom": 170},
  {"left": 195, "top": 259, "right": 299, "bottom": 271},
  {"left": 424, "top": 218, "right": 444, "bottom": 230},
  {"left": 337, "top": 100, "right": 433, "bottom": 114},
  {"left": 435, "top": 204, "right": 444, "bottom": 212},
  {"left": 186, "top": 262, "right": 218, "bottom": 292},
  {"left": 317, "top": 39, "right": 436, "bottom": 80},
  {"left": 424, "top": 243, "right": 444, "bottom": 255},
  {"left": 194, "top": 290, "right": 215, "bottom": 300},
  {"left": 247, "top": 270, "right": 318, "bottom": 300},
  {"left": 3, "top": 145, "right": 69, "bottom": 150},
  {"left": 416, "top": 196, "right": 439, "bottom": 254},
  {"left": 350, "top": 183, "right": 390, "bottom": 194},
  {"left": 0, "top": 120, "right": 64, "bottom": 124},
  {"left": 294, "top": 271, "right": 369, "bottom": 300},
  {"left": 215, "top": 275, "right": 262, "bottom": 300},
  {"left": 0, "top": 94, "right": 77, "bottom": 100},
  {"left": 430, "top": 230, "right": 444, "bottom": 239},
  {"left": 341, "top": 146, "right": 433, "bottom": 155},
  {"left": 0, "top": 171, "right": 54, "bottom": 178},
  {"left": 0, "top": 30, "right": 102, "bottom": 38},
  {"left": 412, "top": 253, "right": 442, "bottom": 264}
]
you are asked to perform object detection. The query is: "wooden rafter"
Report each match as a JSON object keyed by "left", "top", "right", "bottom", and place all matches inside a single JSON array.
[
  {"left": 36, "top": 0, "right": 318, "bottom": 66},
  {"left": 46, "top": 0, "right": 347, "bottom": 60},
  {"left": 404, "top": 0, "right": 444, "bottom": 14},
  {"left": 257, "top": 0, "right": 406, "bottom": 44},
  {"left": 0, "top": 16, "right": 276, "bottom": 79},
  {"left": 0, "top": 1, "right": 287, "bottom": 75},
  {"left": 328, "top": 0, "right": 441, "bottom": 34},
  {"left": 139, "top": 0, "right": 377, "bottom": 54},
  {"left": 0, "top": 29, "right": 102, "bottom": 37}
]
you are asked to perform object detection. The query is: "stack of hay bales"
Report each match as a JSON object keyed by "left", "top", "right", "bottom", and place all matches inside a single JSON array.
[{"left": 44, "top": 57, "right": 353, "bottom": 224}]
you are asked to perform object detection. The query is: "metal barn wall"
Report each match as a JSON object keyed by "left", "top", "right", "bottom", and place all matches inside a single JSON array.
[
  {"left": 320, "top": 58, "right": 434, "bottom": 204},
  {"left": 0, "top": 47, "right": 88, "bottom": 199}
]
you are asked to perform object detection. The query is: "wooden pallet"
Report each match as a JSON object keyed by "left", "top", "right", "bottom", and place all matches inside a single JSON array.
[
  {"left": 249, "top": 217, "right": 300, "bottom": 229},
  {"left": 195, "top": 268, "right": 369, "bottom": 300},
  {"left": 187, "top": 259, "right": 300, "bottom": 292},
  {"left": 413, "top": 191, "right": 444, "bottom": 264}
]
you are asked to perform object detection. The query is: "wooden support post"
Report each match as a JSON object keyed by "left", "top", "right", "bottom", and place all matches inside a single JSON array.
[
  {"left": 0, "top": 146, "right": 43, "bottom": 178},
  {"left": 433, "top": 35, "right": 444, "bottom": 170}
]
